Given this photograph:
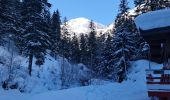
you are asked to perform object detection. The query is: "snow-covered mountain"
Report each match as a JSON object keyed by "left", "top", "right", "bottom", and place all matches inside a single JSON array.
[{"left": 63, "top": 17, "right": 114, "bottom": 37}]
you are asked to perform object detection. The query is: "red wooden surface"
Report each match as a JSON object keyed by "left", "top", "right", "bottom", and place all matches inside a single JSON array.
[
  {"left": 148, "top": 91, "right": 170, "bottom": 97},
  {"left": 146, "top": 70, "right": 170, "bottom": 98},
  {"left": 147, "top": 82, "right": 170, "bottom": 84}
]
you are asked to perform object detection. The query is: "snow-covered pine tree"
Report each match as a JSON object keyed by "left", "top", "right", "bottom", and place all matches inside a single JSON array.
[
  {"left": 50, "top": 10, "right": 61, "bottom": 58},
  {"left": 119, "top": 0, "right": 129, "bottom": 15},
  {"left": 70, "top": 33, "right": 80, "bottom": 64},
  {"left": 35, "top": 0, "right": 51, "bottom": 66},
  {"left": 60, "top": 17, "right": 72, "bottom": 60},
  {"left": 156, "top": 0, "right": 170, "bottom": 9},
  {"left": 21, "top": 0, "right": 51, "bottom": 75},
  {"left": 95, "top": 33, "right": 106, "bottom": 77},
  {"left": 87, "top": 20, "right": 97, "bottom": 72},
  {"left": 79, "top": 34, "right": 88, "bottom": 65},
  {"left": 96, "top": 33, "right": 106, "bottom": 63},
  {"left": 115, "top": 0, "right": 129, "bottom": 33},
  {"left": 0, "top": 0, "right": 21, "bottom": 46},
  {"left": 134, "top": 0, "right": 145, "bottom": 7},
  {"left": 113, "top": 0, "right": 138, "bottom": 82},
  {"left": 98, "top": 34, "right": 115, "bottom": 79},
  {"left": 144, "top": 0, "right": 169, "bottom": 11}
]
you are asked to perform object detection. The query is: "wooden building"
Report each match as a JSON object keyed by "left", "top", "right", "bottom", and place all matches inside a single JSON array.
[
  {"left": 135, "top": 9, "right": 170, "bottom": 100},
  {"left": 135, "top": 9, "right": 170, "bottom": 63}
]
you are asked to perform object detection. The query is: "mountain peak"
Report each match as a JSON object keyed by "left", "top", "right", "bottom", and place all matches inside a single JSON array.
[{"left": 67, "top": 17, "right": 107, "bottom": 35}]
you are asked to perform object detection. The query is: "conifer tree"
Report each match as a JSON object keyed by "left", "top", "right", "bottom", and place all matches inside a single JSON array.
[
  {"left": 113, "top": 0, "right": 138, "bottom": 82},
  {"left": 70, "top": 33, "right": 80, "bottom": 64},
  {"left": 95, "top": 33, "right": 106, "bottom": 75},
  {"left": 119, "top": 0, "right": 129, "bottom": 15},
  {"left": 50, "top": 10, "right": 61, "bottom": 57},
  {"left": 0, "top": 0, "right": 21, "bottom": 46},
  {"left": 79, "top": 34, "right": 88, "bottom": 64},
  {"left": 98, "top": 34, "right": 114, "bottom": 79},
  {"left": 134, "top": 0, "right": 144, "bottom": 7},
  {"left": 87, "top": 20, "right": 97, "bottom": 72},
  {"left": 21, "top": 0, "right": 51, "bottom": 75},
  {"left": 61, "top": 17, "right": 71, "bottom": 60}
]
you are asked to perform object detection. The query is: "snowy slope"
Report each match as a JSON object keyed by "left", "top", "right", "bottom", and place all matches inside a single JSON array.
[
  {"left": 0, "top": 60, "right": 163, "bottom": 100},
  {"left": 0, "top": 46, "right": 91, "bottom": 93}
]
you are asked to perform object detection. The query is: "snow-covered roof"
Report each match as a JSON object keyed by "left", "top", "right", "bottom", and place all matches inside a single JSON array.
[{"left": 135, "top": 9, "right": 170, "bottom": 31}]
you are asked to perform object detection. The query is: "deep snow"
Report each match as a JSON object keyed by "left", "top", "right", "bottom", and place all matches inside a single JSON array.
[
  {"left": 135, "top": 8, "right": 170, "bottom": 30},
  {"left": 0, "top": 60, "right": 163, "bottom": 100}
]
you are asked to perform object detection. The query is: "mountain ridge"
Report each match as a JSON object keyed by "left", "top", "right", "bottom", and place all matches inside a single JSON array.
[{"left": 63, "top": 17, "right": 114, "bottom": 37}]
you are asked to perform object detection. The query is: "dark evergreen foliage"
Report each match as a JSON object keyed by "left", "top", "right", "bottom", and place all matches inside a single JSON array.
[
  {"left": 60, "top": 17, "right": 72, "bottom": 60},
  {"left": 70, "top": 33, "right": 80, "bottom": 64},
  {"left": 98, "top": 34, "right": 114, "bottom": 79},
  {"left": 134, "top": 0, "right": 144, "bottom": 7},
  {"left": 79, "top": 34, "right": 88, "bottom": 64},
  {"left": 87, "top": 20, "right": 97, "bottom": 72},
  {"left": 21, "top": 0, "right": 51, "bottom": 75},
  {"left": 0, "top": 0, "right": 21, "bottom": 46},
  {"left": 113, "top": 0, "right": 140, "bottom": 82},
  {"left": 50, "top": 10, "right": 61, "bottom": 57},
  {"left": 119, "top": 0, "right": 129, "bottom": 15}
]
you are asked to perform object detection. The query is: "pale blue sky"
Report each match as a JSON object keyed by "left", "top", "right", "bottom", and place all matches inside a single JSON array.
[{"left": 49, "top": 0, "right": 134, "bottom": 25}]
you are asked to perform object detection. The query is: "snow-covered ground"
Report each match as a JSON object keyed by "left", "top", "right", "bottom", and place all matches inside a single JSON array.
[
  {"left": 0, "top": 46, "right": 91, "bottom": 93},
  {"left": 0, "top": 60, "right": 163, "bottom": 100}
]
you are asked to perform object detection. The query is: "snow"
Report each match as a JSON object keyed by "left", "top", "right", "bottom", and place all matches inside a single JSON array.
[
  {"left": 62, "top": 17, "right": 114, "bottom": 37},
  {"left": 0, "top": 60, "right": 163, "bottom": 100},
  {"left": 135, "top": 8, "right": 170, "bottom": 30},
  {"left": 0, "top": 46, "right": 91, "bottom": 93},
  {"left": 67, "top": 17, "right": 106, "bottom": 34}
]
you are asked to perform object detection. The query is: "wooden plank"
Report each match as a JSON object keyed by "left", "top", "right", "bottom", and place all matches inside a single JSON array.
[
  {"left": 146, "top": 70, "right": 170, "bottom": 74},
  {"left": 147, "top": 84, "right": 170, "bottom": 90},
  {"left": 148, "top": 91, "right": 170, "bottom": 97},
  {"left": 146, "top": 77, "right": 170, "bottom": 80},
  {"left": 147, "top": 82, "right": 170, "bottom": 84},
  {"left": 154, "top": 70, "right": 164, "bottom": 74}
]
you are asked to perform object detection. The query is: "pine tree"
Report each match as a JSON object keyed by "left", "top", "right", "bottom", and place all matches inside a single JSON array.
[
  {"left": 155, "top": 0, "right": 170, "bottom": 10},
  {"left": 21, "top": 0, "right": 51, "bottom": 75},
  {"left": 113, "top": 0, "right": 139, "bottom": 82},
  {"left": 119, "top": 0, "right": 129, "bottom": 15},
  {"left": 61, "top": 17, "right": 71, "bottom": 60},
  {"left": 115, "top": 0, "right": 129, "bottom": 33},
  {"left": 70, "top": 33, "right": 80, "bottom": 64},
  {"left": 87, "top": 20, "right": 97, "bottom": 72},
  {"left": 95, "top": 33, "right": 106, "bottom": 75},
  {"left": 98, "top": 34, "right": 115, "bottom": 79},
  {"left": 50, "top": 10, "right": 61, "bottom": 57},
  {"left": 0, "top": 0, "right": 21, "bottom": 46},
  {"left": 79, "top": 34, "right": 88, "bottom": 64},
  {"left": 145, "top": 0, "right": 170, "bottom": 11},
  {"left": 134, "top": 0, "right": 145, "bottom": 7}
]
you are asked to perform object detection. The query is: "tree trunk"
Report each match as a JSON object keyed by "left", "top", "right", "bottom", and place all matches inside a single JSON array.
[{"left": 28, "top": 53, "right": 33, "bottom": 76}]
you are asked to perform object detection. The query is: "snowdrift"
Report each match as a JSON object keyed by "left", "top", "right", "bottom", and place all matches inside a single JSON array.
[
  {"left": 135, "top": 8, "right": 170, "bottom": 31},
  {"left": 0, "top": 60, "right": 163, "bottom": 100}
]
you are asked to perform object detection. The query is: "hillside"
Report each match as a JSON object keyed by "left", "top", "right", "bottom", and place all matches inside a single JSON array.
[
  {"left": 0, "top": 60, "right": 163, "bottom": 100},
  {"left": 0, "top": 46, "right": 91, "bottom": 93}
]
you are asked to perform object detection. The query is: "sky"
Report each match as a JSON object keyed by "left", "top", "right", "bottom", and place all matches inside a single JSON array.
[{"left": 49, "top": 0, "right": 134, "bottom": 25}]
